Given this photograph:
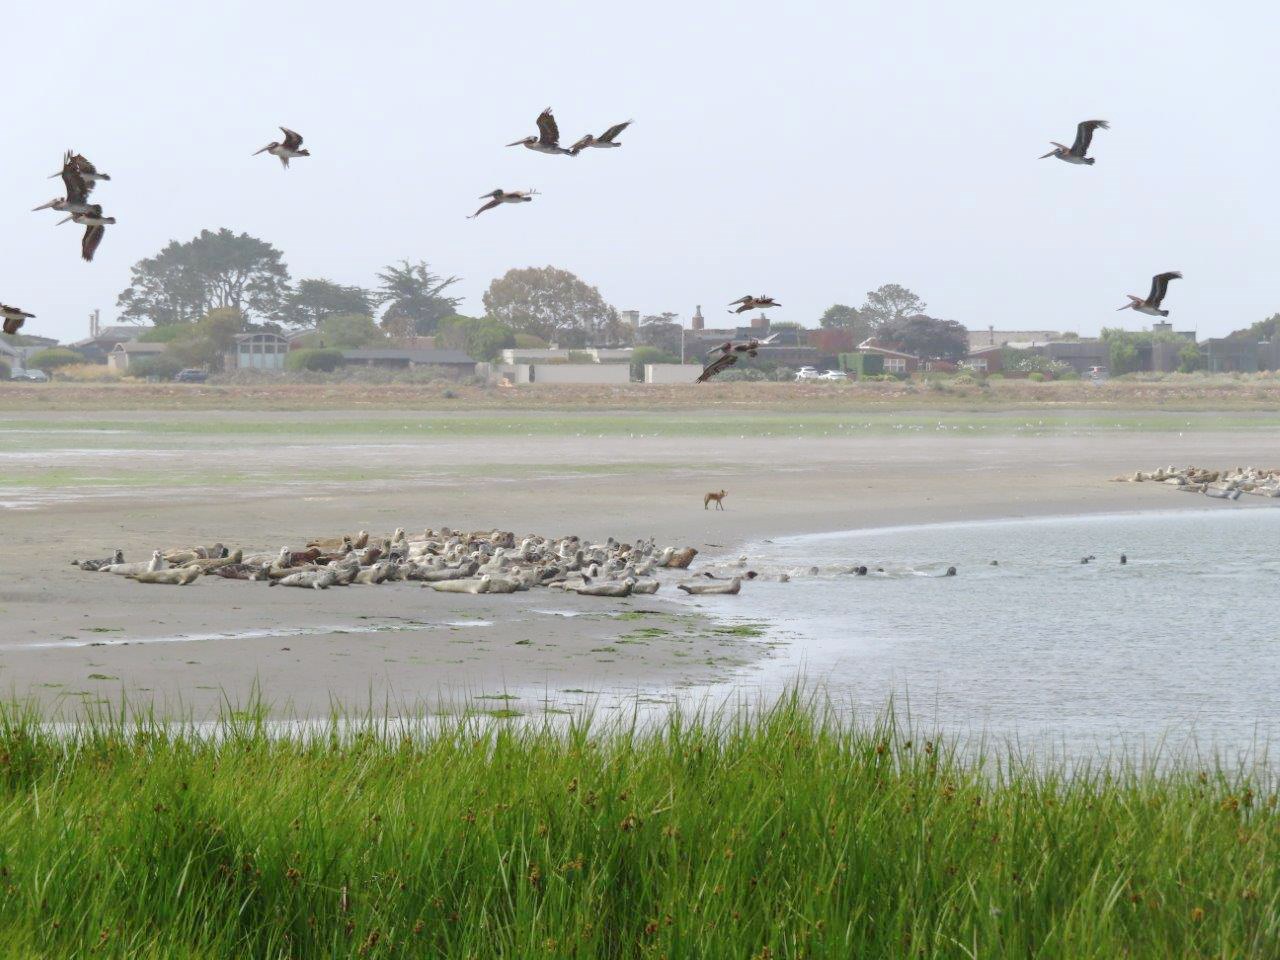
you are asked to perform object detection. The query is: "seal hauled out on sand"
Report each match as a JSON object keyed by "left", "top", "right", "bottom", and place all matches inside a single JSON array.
[
  {"left": 103, "top": 550, "right": 165, "bottom": 576},
  {"left": 72, "top": 549, "right": 124, "bottom": 571},
  {"left": 430, "top": 575, "right": 493, "bottom": 595},
  {"left": 131, "top": 565, "right": 201, "bottom": 585}
]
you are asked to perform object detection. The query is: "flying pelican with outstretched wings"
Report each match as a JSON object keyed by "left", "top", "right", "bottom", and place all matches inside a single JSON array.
[
  {"left": 1118, "top": 271, "right": 1182, "bottom": 317},
  {"left": 1, "top": 304, "right": 35, "bottom": 336},
  {"left": 1040, "top": 120, "right": 1109, "bottom": 165},
  {"left": 507, "top": 108, "right": 573, "bottom": 155},
  {"left": 34, "top": 154, "right": 96, "bottom": 215},
  {"left": 570, "top": 120, "right": 633, "bottom": 154},
  {"left": 254, "top": 127, "right": 310, "bottom": 168},
  {"left": 728, "top": 295, "right": 781, "bottom": 315},
  {"left": 469, "top": 189, "right": 538, "bottom": 219}
]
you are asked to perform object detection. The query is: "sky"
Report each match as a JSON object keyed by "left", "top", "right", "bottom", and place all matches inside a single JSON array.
[{"left": 4, "top": 0, "right": 1277, "bottom": 343}]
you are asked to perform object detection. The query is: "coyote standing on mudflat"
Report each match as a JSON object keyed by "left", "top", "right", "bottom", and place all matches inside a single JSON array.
[{"left": 704, "top": 490, "right": 727, "bottom": 510}]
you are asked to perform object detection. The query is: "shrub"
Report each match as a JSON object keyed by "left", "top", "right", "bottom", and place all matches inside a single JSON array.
[
  {"left": 26, "top": 348, "right": 84, "bottom": 372},
  {"left": 513, "top": 333, "right": 548, "bottom": 349},
  {"left": 1028, "top": 371, "right": 1045, "bottom": 382},
  {"left": 285, "top": 348, "right": 345, "bottom": 372},
  {"left": 130, "top": 355, "right": 185, "bottom": 380},
  {"left": 56, "top": 364, "right": 120, "bottom": 382},
  {"left": 0, "top": 360, "right": 9, "bottom": 380}
]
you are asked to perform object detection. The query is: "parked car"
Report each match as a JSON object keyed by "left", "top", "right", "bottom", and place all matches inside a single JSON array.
[
  {"left": 1087, "top": 366, "right": 1109, "bottom": 382},
  {"left": 173, "top": 368, "right": 208, "bottom": 383},
  {"left": 9, "top": 369, "right": 48, "bottom": 382},
  {"left": 794, "top": 366, "right": 821, "bottom": 381},
  {"left": 818, "top": 370, "right": 848, "bottom": 381}
]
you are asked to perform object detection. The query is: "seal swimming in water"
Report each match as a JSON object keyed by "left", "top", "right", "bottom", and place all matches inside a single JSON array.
[
  {"left": 72, "top": 549, "right": 124, "bottom": 571},
  {"left": 678, "top": 577, "right": 741, "bottom": 595}
]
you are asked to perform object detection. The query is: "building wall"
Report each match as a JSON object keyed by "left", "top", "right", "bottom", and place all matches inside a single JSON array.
[
  {"left": 501, "top": 363, "right": 632, "bottom": 384},
  {"left": 644, "top": 364, "right": 700, "bottom": 384}
]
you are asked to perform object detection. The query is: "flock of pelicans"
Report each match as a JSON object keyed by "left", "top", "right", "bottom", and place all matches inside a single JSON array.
[
  {"left": 0, "top": 115, "right": 1183, "bottom": 376},
  {"left": 1116, "top": 464, "right": 1280, "bottom": 500},
  {"left": 71, "top": 528, "right": 759, "bottom": 597}
]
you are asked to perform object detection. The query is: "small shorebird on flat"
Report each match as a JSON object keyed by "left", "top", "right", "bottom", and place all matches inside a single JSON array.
[
  {"left": 1, "top": 304, "right": 35, "bottom": 336},
  {"left": 507, "top": 108, "right": 573, "bottom": 155},
  {"left": 728, "top": 295, "right": 781, "bottom": 315},
  {"left": 34, "top": 154, "right": 97, "bottom": 216},
  {"left": 469, "top": 189, "right": 537, "bottom": 219},
  {"left": 47, "top": 151, "right": 110, "bottom": 185},
  {"left": 1040, "top": 120, "right": 1109, "bottom": 165},
  {"left": 569, "top": 120, "right": 633, "bottom": 154},
  {"left": 253, "top": 127, "right": 310, "bottom": 168},
  {"left": 1118, "top": 271, "right": 1182, "bottom": 317}
]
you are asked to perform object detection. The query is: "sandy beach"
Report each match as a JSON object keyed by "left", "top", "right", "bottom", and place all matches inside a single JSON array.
[{"left": 1, "top": 405, "right": 1275, "bottom": 716}]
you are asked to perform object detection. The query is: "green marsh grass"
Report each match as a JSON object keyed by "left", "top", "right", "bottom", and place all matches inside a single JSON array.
[{"left": 0, "top": 693, "right": 1275, "bottom": 957}]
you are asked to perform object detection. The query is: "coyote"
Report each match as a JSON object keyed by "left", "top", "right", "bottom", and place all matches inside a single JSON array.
[{"left": 704, "top": 490, "right": 727, "bottom": 510}]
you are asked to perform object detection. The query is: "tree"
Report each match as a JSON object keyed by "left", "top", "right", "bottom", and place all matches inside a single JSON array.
[
  {"left": 860, "top": 284, "right": 928, "bottom": 331},
  {"left": 1178, "top": 342, "right": 1204, "bottom": 373},
  {"left": 130, "top": 355, "right": 184, "bottom": 380},
  {"left": 292, "top": 313, "right": 387, "bottom": 350},
  {"left": 285, "top": 348, "right": 345, "bottom": 372},
  {"left": 117, "top": 228, "right": 290, "bottom": 326},
  {"left": 482, "top": 266, "right": 621, "bottom": 345},
  {"left": 880, "top": 315, "right": 969, "bottom": 361},
  {"left": 166, "top": 308, "right": 247, "bottom": 371},
  {"left": 374, "top": 260, "right": 462, "bottom": 337},
  {"left": 636, "top": 313, "right": 684, "bottom": 357},
  {"left": 819, "top": 303, "right": 868, "bottom": 335},
  {"left": 1101, "top": 328, "right": 1143, "bottom": 375},
  {"left": 630, "top": 345, "right": 679, "bottom": 379},
  {"left": 436, "top": 315, "right": 515, "bottom": 361},
  {"left": 280, "top": 279, "right": 372, "bottom": 329},
  {"left": 27, "top": 348, "right": 84, "bottom": 372}
]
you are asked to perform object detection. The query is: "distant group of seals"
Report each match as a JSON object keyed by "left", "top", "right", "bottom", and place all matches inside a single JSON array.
[{"left": 1117, "top": 464, "right": 1280, "bottom": 500}]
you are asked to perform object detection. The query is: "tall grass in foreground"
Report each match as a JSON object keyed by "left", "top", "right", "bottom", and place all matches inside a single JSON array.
[{"left": 0, "top": 695, "right": 1275, "bottom": 958}]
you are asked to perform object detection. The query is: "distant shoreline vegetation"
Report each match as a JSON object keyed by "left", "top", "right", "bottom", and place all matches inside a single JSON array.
[{"left": 0, "top": 693, "right": 1273, "bottom": 956}]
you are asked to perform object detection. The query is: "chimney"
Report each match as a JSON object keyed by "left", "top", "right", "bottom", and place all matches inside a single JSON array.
[
  {"left": 622, "top": 309, "right": 640, "bottom": 329},
  {"left": 988, "top": 324, "right": 994, "bottom": 345},
  {"left": 691, "top": 305, "right": 704, "bottom": 331},
  {"left": 90, "top": 309, "right": 101, "bottom": 338}
]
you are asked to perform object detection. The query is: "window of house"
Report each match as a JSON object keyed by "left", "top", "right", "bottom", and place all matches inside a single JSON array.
[{"left": 884, "top": 357, "right": 906, "bottom": 373}]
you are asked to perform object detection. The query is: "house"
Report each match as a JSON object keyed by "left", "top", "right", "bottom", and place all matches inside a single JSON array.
[
  {"left": 1202, "top": 335, "right": 1260, "bottom": 373},
  {"left": 965, "top": 345, "right": 1004, "bottom": 374},
  {"left": 966, "top": 327, "right": 1062, "bottom": 350},
  {"left": 107, "top": 341, "right": 169, "bottom": 372},
  {"left": 1041, "top": 338, "right": 1108, "bottom": 374},
  {"left": 69, "top": 325, "right": 155, "bottom": 363},
  {"left": 499, "top": 347, "right": 633, "bottom": 364},
  {"left": 341, "top": 348, "right": 478, "bottom": 373},
  {"left": 226, "top": 332, "right": 290, "bottom": 371},
  {"left": 856, "top": 338, "right": 920, "bottom": 375}
]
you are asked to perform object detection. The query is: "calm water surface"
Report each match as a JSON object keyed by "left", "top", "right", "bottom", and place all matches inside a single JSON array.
[{"left": 682, "top": 508, "right": 1280, "bottom": 761}]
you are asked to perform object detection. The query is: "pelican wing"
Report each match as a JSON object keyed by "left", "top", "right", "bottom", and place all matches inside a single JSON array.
[
  {"left": 727, "top": 296, "right": 753, "bottom": 306},
  {"left": 598, "top": 120, "right": 632, "bottom": 143},
  {"left": 569, "top": 134, "right": 594, "bottom": 155},
  {"left": 1071, "top": 120, "right": 1108, "bottom": 157},
  {"left": 280, "top": 127, "right": 304, "bottom": 150},
  {"left": 468, "top": 198, "right": 502, "bottom": 219},
  {"left": 535, "top": 109, "right": 560, "bottom": 145},
  {"left": 1148, "top": 271, "right": 1181, "bottom": 308},
  {"left": 61, "top": 163, "right": 90, "bottom": 204},
  {"left": 696, "top": 353, "right": 737, "bottom": 383},
  {"left": 82, "top": 224, "right": 105, "bottom": 262}
]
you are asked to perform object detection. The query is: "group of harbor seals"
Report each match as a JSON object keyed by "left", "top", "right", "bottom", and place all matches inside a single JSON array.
[{"left": 1117, "top": 464, "right": 1280, "bottom": 500}]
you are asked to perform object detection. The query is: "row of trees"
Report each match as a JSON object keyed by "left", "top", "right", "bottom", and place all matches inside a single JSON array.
[{"left": 115, "top": 230, "right": 625, "bottom": 352}]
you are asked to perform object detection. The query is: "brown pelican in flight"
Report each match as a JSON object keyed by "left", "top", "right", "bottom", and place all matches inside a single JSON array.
[
  {"left": 47, "top": 151, "right": 110, "bottom": 186},
  {"left": 1118, "top": 271, "right": 1182, "bottom": 317},
  {"left": 507, "top": 109, "right": 573, "bottom": 155},
  {"left": 253, "top": 127, "right": 310, "bottom": 168},
  {"left": 57, "top": 205, "right": 115, "bottom": 261},
  {"left": 697, "top": 334, "right": 779, "bottom": 382},
  {"left": 1, "top": 304, "right": 35, "bottom": 336},
  {"left": 34, "top": 154, "right": 98, "bottom": 216},
  {"left": 570, "top": 120, "right": 633, "bottom": 155},
  {"left": 469, "top": 189, "right": 538, "bottom": 219},
  {"left": 728, "top": 295, "right": 781, "bottom": 315},
  {"left": 1040, "top": 120, "right": 1109, "bottom": 165}
]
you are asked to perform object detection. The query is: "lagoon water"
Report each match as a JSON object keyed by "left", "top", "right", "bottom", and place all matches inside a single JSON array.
[{"left": 685, "top": 508, "right": 1280, "bottom": 762}]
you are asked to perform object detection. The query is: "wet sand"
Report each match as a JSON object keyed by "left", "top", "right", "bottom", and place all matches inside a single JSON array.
[{"left": 1, "top": 410, "right": 1273, "bottom": 716}]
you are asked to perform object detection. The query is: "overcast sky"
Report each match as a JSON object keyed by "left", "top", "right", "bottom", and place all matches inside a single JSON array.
[{"left": 4, "top": 1, "right": 1276, "bottom": 343}]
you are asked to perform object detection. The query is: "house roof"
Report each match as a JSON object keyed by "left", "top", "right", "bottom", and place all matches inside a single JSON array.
[
  {"left": 111, "top": 342, "right": 168, "bottom": 354},
  {"left": 341, "top": 348, "right": 475, "bottom": 364},
  {"left": 233, "top": 331, "right": 288, "bottom": 342},
  {"left": 967, "top": 344, "right": 1004, "bottom": 357},
  {"left": 857, "top": 338, "right": 919, "bottom": 360},
  {"left": 70, "top": 325, "right": 152, "bottom": 347}
]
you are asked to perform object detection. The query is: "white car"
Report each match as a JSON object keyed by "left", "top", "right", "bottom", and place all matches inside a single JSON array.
[
  {"left": 795, "top": 366, "right": 821, "bottom": 381},
  {"left": 818, "top": 370, "right": 848, "bottom": 381}
]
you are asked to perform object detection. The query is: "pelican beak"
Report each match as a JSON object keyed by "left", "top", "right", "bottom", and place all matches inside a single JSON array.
[
  {"left": 1115, "top": 302, "right": 1133, "bottom": 311},
  {"left": 505, "top": 140, "right": 525, "bottom": 147},
  {"left": 252, "top": 146, "right": 270, "bottom": 156},
  {"left": 31, "top": 199, "right": 57, "bottom": 211},
  {"left": 56, "top": 215, "right": 73, "bottom": 225},
  {"left": 1038, "top": 150, "right": 1056, "bottom": 159},
  {"left": 47, "top": 171, "right": 61, "bottom": 179}
]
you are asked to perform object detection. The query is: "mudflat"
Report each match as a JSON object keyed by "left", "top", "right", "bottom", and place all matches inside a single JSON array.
[{"left": 1, "top": 404, "right": 1273, "bottom": 716}]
